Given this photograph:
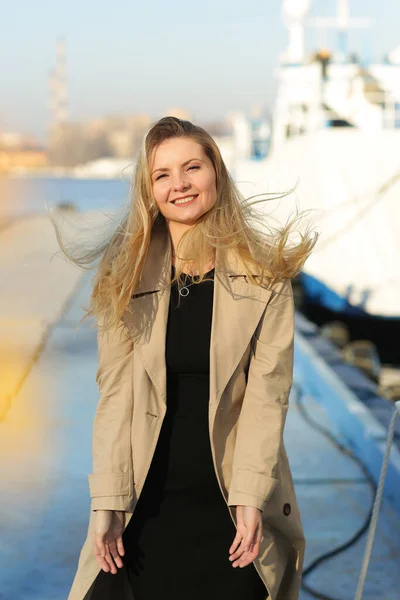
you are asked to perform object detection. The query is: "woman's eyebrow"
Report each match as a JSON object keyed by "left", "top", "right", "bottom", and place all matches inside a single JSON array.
[{"left": 151, "top": 158, "right": 204, "bottom": 175}]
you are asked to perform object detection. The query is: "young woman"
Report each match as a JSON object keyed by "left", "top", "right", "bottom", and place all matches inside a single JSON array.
[{"left": 64, "top": 116, "right": 317, "bottom": 600}]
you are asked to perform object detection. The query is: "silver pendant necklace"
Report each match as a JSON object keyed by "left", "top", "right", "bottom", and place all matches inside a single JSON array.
[
  {"left": 173, "top": 265, "right": 215, "bottom": 297},
  {"left": 171, "top": 266, "right": 194, "bottom": 297},
  {"left": 178, "top": 273, "right": 195, "bottom": 297},
  {"left": 179, "top": 285, "right": 190, "bottom": 297}
]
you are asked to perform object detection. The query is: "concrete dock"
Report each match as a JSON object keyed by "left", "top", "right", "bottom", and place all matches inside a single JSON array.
[
  {"left": 0, "top": 214, "right": 86, "bottom": 421},
  {"left": 0, "top": 215, "right": 399, "bottom": 599}
]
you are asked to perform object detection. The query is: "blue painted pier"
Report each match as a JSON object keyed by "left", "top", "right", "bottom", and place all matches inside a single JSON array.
[{"left": 0, "top": 273, "right": 399, "bottom": 599}]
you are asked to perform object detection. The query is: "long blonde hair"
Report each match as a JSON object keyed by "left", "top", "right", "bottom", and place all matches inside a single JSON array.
[{"left": 50, "top": 116, "right": 318, "bottom": 333}]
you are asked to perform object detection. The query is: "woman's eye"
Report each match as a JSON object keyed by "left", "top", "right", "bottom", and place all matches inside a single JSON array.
[{"left": 156, "top": 165, "right": 200, "bottom": 181}]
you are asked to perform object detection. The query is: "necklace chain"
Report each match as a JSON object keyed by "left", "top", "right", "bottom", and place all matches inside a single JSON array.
[{"left": 172, "top": 266, "right": 215, "bottom": 297}]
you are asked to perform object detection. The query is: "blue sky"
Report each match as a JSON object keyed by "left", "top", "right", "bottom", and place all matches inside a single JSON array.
[{"left": 1, "top": 0, "right": 398, "bottom": 140}]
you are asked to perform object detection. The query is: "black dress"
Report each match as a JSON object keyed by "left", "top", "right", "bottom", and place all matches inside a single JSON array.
[{"left": 122, "top": 267, "right": 267, "bottom": 599}]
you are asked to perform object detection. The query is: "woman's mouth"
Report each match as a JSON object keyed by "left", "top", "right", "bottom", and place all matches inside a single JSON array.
[{"left": 172, "top": 194, "right": 198, "bottom": 207}]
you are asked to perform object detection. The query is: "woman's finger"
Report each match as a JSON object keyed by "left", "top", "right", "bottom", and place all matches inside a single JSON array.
[
  {"left": 229, "top": 530, "right": 243, "bottom": 555},
  {"left": 230, "top": 534, "right": 255, "bottom": 565},
  {"left": 229, "top": 539, "right": 245, "bottom": 563},
  {"left": 116, "top": 535, "right": 125, "bottom": 558},
  {"left": 232, "top": 550, "right": 249, "bottom": 567},
  {"left": 108, "top": 539, "right": 124, "bottom": 569},
  {"left": 231, "top": 532, "right": 262, "bottom": 568},
  {"left": 92, "top": 533, "right": 111, "bottom": 573},
  {"left": 242, "top": 523, "right": 256, "bottom": 553},
  {"left": 233, "top": 546, "right": 258, "bottom": 568},
  {"left": 104, "top": 542, "right": 118, "bottom": 575},
  {"left": 249, "top": 539, "right": 261, "bottom": 560},
  {"left": 236, "top": 537, "right": 262, "bottom": 568}
]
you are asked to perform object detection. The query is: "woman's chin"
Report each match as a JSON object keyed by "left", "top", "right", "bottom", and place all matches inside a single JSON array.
[{"left": 166, "top": 209, "right": 205, "bottom": 226}]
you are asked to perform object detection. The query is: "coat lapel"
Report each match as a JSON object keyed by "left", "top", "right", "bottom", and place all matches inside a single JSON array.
[{"left": 122, "top": 223, "right": 273, "bottom": 409}]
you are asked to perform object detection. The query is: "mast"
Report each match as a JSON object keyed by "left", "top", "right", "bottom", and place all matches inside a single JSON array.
[
  {"left": 337, "top": 0, "right": 350, "bottom": 59},
  {"left": 281, "top": 0, "right": 311, "bottom": 64},
  {"left": 308, "top": 0, "right": 372, "bottom": 63}
]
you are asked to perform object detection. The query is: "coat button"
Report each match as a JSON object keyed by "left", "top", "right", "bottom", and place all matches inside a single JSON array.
[{"left": 283, "top": 503, "right": 291, "bottom": 516}]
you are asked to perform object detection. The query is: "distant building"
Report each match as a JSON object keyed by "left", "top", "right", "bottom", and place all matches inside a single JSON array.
[
  {"left": 0, "top": 132, "right": 48, "bottom": 173},
  {"left": 0, "top": 149, "right": 48, "bottom": 173},
  {"left": 48, "top": 113, "right": 154, "bottom": 167},
  {"left": 46, "top": 111, "right": 234, "bottom": 169}
]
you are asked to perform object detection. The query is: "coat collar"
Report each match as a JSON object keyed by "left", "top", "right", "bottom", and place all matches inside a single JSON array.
[
  {"left": 122, "top": 221, "right": 273, "bottom": 409},
  {"left": 131, "top": 220, "right": 261, "bottom": 296}
]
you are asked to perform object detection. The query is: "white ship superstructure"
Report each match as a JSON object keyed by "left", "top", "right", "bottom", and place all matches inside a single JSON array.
[{"left": 235, "top": 0, "right": 400, "bottom": 320}]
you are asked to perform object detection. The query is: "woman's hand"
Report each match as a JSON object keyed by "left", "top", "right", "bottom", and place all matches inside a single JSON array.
[
  {"left": 229, "top": 505, "right": 263, "bottom": 568},
  {"left": 92, "top": 510, "right": 126, "bottom": 574}
]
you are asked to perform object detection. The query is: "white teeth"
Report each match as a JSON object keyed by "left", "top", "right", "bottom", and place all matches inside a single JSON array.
[{"left": 174, "top": 195, "right": 197, "bottom": 205}]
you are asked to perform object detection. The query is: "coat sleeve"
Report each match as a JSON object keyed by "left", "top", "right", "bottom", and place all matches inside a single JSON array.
[
  {"left": 227, "top": 278, "right": 294, "bottom": 512},
  {"left": 87, "top": 320, "right": 135, "bottom": 512}
]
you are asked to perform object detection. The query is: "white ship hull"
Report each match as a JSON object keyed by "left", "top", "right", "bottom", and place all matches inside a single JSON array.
[{"left": 235, "top": 127, "right": 400, "bottom": 320}]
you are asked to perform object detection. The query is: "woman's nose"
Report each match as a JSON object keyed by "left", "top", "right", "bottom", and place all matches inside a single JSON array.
[
  {"left": 173, "top": 182, "right": 190, "bottom": 192},
  {"left": 172, "top": 173, "right": 189, "bottom": 190}
]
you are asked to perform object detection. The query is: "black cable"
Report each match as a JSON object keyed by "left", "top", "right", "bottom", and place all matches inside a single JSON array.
[{"left": 292, "top": 382, "right": 378, "bottom": 600}]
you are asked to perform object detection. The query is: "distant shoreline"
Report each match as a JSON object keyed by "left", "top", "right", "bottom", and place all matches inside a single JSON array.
[
  {"left": 3, "top": 158, "right": 136, "bottom": 180},
  {"left": 5, "top": 169, "right": 132, "bottom": 180}
]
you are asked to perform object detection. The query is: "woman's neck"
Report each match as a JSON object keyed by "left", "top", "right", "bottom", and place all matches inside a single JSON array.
[
  {"left": 168, "top": 221, "right": 215, "bottom": 276},
  {"left": 172, "top": 256, "right": 215, "bottom": 276},
  {"left": 167, "top": 220, "right": 191, "bottom": 255}
]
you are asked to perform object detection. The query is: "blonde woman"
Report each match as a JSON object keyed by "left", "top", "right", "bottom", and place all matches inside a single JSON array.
[{"left": 64, "top": 116, "right": 317, "bottom": 600}]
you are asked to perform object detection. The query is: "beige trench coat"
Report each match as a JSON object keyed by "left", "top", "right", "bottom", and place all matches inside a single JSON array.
[{"left": 68, "top": 222, "right": 305, "bottom": 600}]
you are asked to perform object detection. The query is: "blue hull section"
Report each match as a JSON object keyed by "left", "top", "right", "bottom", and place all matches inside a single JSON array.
[{"left": 300, "top": 272, "right": 400, "bottom": 321}]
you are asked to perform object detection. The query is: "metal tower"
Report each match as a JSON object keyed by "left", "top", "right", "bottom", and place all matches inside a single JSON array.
[{"left": 49, "top": 37, "right": 68, "bottom": 131}]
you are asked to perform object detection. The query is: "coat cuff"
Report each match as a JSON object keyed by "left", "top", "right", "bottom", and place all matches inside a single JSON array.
[
  {"left": 90, "top": 495, "right": 134, "bottom": 512},
  {"left": 88, "top": 472, "right": 133, "bottom": 498},
  {"left": 227, "top": 469, "right": 279, "bottom": 512}
]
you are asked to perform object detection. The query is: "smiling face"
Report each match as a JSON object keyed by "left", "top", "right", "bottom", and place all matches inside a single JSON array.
[{"left": 150, "top": 137, "right": 218, "bottom": 232}]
